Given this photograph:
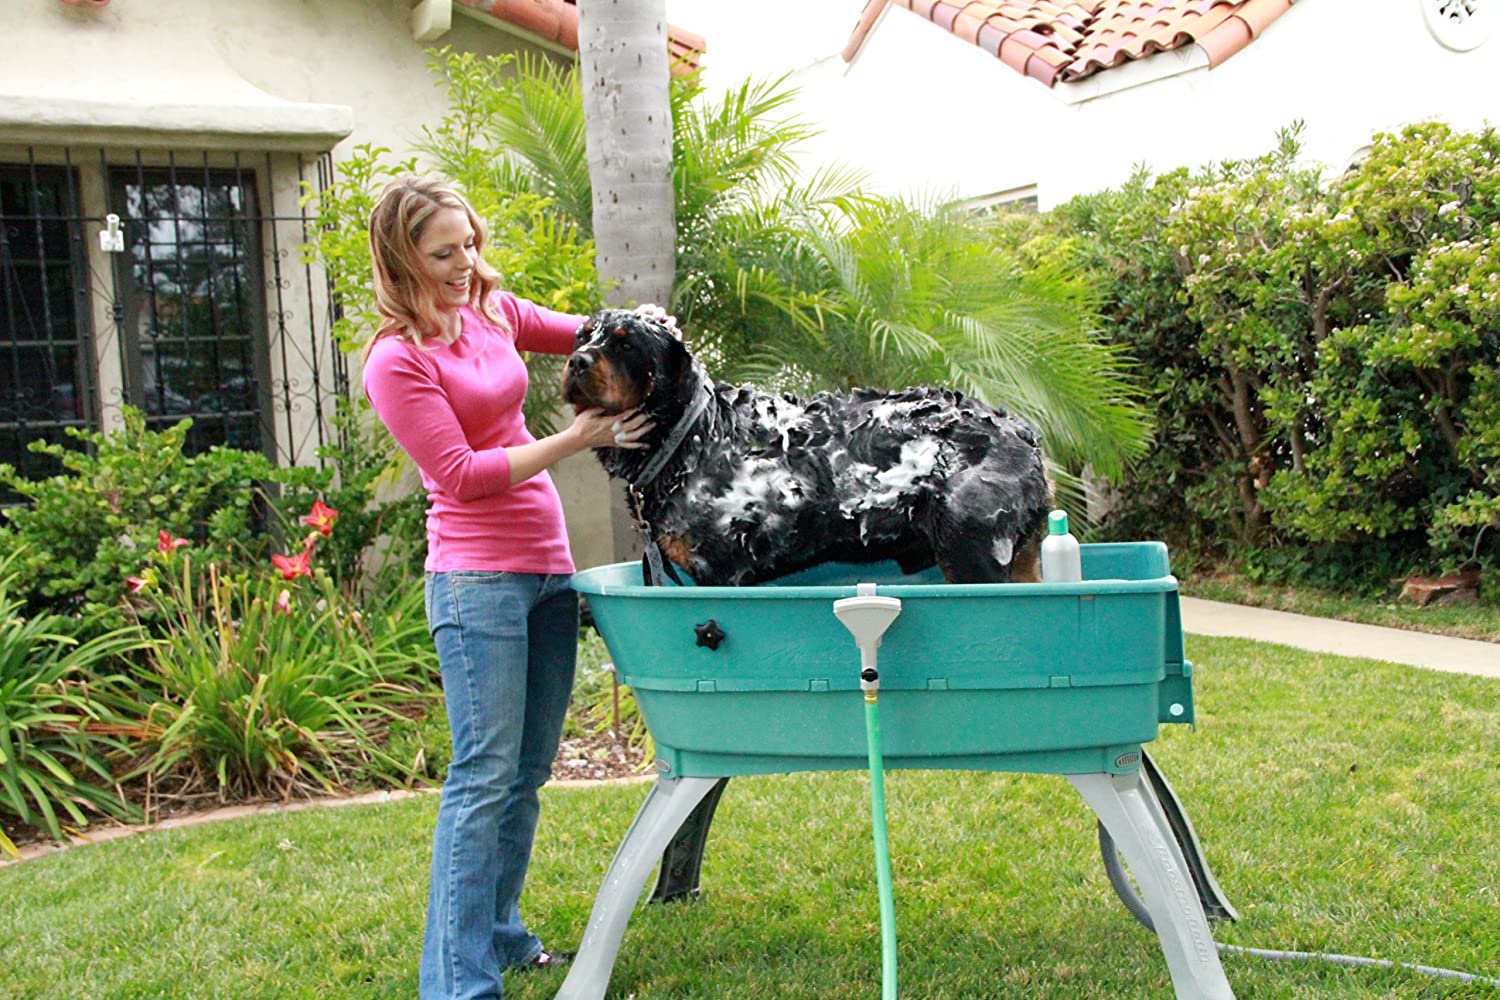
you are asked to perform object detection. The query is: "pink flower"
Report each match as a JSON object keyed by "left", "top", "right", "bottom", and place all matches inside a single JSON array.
[
  {"left": 157, "top": 529, "right": 190, "bottom": 554},
  {"left": 300, "top": 500, "right": 339, "bottom": 538},
  {"left": 271, "top": 548, "right": 313, "bottom": 580},
  {"left": 125, "top": 575, "right": 149, "bottom": 594},
  {"left": 273, "top": 589, "right": 293, "bottom": 616}
]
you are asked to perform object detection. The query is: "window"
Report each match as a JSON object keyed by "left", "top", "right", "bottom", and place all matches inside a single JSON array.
[
  {"left": 0, "top": 164, "right": 94, "bottom": 485},
  {"left": 1, "top": 148, "right": 341, "bottom": 497},
  {"left": 111, "top": 165, "right": 272, "bottom": 457}
]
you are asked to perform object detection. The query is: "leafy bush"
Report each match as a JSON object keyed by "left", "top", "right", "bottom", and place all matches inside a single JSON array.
[
  {"left": 302, "top": 399, "right": 428, "bottom": 589},
  {"left": 0, "top": 401, "right": 428, "bottom": 630},
  {"left": 302, "top": 51, "right": 602, "bottom": 438},
  {"left": 381, "top": 700, "right": 451, "bottom": 787},
  {"left": 568, "top": 627, "right": 653, "bottom": 765},
  {"left": 1259, "top": 123, "right": 1500, "bottom": 569},
  {"left": 126, "top": 536, "right": 437, "bottom": 802},
  {"left": 1041, "top": 121, "right": 1500, "bottom": 584},
  {"left": 0, "top": 552, "right": 148, "bottom": 852},
  {"left": 0, "top": 408, "right": 316, "bottom": 626}
]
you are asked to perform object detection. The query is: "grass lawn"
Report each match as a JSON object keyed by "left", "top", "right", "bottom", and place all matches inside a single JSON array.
[{"left": 3, "top": 635, "right": 1497, "bottom": 999}]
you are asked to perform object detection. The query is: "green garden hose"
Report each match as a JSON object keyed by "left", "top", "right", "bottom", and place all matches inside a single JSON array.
[
  {"left": 834, "top": 590, "right": 904, "bottom": 1000},
  {"left": 865, "top": 676, "right": 898, "bottom": 1000}
]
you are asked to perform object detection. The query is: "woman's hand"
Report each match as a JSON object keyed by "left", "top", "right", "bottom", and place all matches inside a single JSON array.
[
  {"left": 503, "top": 407, "right": 655, "bottom": 486},
  {"left": 571, "top": 407, "right": 654, "bottom": 450},
  {"left": 633, "top": 303, "right": 681, "bottom": 339}
]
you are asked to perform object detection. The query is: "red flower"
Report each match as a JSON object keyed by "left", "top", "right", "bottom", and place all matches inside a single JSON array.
[
  {"left": 157, "top": 529, "right": 190, "bottom": 553},
  {"left": 271, "top": 548, "right": 313, "bottom": 580},
  {"left": 300, "top": 499, "right": 339, "bottom": 537},
  {"left": 126, "top": 575, "right": 149, "bottom": 593},
  {"left": 273, "top": 589, "right": 293, "bottom": 616}
]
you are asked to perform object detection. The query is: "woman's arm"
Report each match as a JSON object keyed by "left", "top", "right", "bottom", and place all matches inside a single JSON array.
[
  {"left": 364, "top": 340, "right": 652, "bottom": 496},
  {"left": 504, "top": 408, "right": 653, "bottom": 484},
  {"left": 500, "top": 293, "right": 585, "bottom": 356}
]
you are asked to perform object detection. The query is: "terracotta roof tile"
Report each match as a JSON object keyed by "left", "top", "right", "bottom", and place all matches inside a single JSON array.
[
  {"left": 997, "top": 32, "right": 1036, "bottom": 73},
  {"left": 460, "top": 0, "right": 705, "bottom": 75},
  {"left": 976, "top": 21, "right": 1006, "bottom": 55},
  {"left": 842, "top": 0, "right": 891, "bottom": 62},
  {"left": 931, "top": 2, "right": 962, "bottom": 31},
  {"left": 953, "top": 9, "right": 988, "bottom": 43},
  {"left": 844, "top": 0, "right": 1292, "bottom": 86},
  {"left": 1196, "top": 12, "right": 1253, "bottom": 65}
]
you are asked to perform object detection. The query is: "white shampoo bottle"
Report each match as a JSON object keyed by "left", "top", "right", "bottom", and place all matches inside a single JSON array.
[{"left": 1040, "top": 509, "right": 1082, "bottom": 583}]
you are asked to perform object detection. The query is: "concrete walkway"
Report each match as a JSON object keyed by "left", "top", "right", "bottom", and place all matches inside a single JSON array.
[{"left": 1181, "top": 597, "right": 1500, "bottom": 680}]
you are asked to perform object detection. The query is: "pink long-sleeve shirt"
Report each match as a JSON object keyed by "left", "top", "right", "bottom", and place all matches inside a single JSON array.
[{"left": 362, "top": 292, "right": 585, "bottom": 574}]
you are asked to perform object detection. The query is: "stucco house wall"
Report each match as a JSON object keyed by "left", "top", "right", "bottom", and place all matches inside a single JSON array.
[
  {"left": 670, "top": 0, "right": 1498, "bottom": 209},
  {"left": 4, "top": 0, "right": 615, "bottom": 568}
]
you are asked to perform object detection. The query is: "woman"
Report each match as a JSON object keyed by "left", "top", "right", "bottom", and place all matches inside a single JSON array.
[{"left": 362, "top": 175, "right": 651, "bottom": 1000}]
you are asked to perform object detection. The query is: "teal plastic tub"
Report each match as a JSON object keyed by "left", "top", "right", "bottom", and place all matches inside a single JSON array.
[{"left": 571, "top": 542, "right": 1194, "bottom": 779}]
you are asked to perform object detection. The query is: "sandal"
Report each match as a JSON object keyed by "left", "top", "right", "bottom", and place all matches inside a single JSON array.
[{"left": 515, "top": 950, "right": 574, "bottom": 973}]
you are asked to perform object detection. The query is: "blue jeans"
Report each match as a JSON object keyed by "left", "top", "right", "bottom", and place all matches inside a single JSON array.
[{"left": 419, "top": 571, "right": 578, "bottom": 1000}]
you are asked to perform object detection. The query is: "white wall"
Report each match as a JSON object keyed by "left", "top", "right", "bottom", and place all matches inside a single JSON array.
[
  {"left": 5, "top": 0, "right": 617, "bottom": 569},
  {"left": 669, "top": 0, "right": 1500, "bottom": 208},
  {"left": 6, "top": 1, "right": 541, "bottom": 157}
]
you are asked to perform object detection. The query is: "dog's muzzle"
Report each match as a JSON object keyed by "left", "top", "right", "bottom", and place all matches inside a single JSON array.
[
  {"left": 565, "top": 351, "right": 595, "bottom": 381},
  {"left": 562, "top": 351, "right": 594, "bottom": 400}
]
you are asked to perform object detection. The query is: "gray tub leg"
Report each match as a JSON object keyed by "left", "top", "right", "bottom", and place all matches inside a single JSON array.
[
  {"left": 556, "top": 776, "right": 724, "bottom": 1000},
  {"left": 1069, "top": 771, "right": 1235, "bottom": 1000}
]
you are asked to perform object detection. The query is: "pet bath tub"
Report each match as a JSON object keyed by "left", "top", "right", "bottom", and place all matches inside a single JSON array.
[{"left": 558, "top": 542, "right": 1236, "bottom": 999}]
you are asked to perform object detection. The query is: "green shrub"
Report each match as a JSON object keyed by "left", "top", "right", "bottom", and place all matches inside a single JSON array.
[
  {"left": 300, "top": 399, "right": 428, "bottom": 590},
  {"left": 1042, "top": 120, "right": 1500, "bottom": 583},
  {"left": 302, "top": 52, "right": 602, "bottom": 438},
  {"left": 0, "top": 399, "right": 428, "bottom": 630},
  {"left": 0, "top": 552, "right": 148, "bottom": 852},
  {"left": 568, "top": 627, "right": 653, "bottom": 764},
  {"left": 1260, "top": 123, "right": 1500, "bottom": 569},
  {"left": 129, "top": 548, "right": 436, "bottom": 801},
  {"left": 381, "top": 700, "right": 450, "bottom": 787},
  {"left": 0, "top": 408, "right": 315, "bottom": 626}
]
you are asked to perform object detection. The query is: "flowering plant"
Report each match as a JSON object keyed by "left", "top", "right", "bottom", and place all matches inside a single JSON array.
[{"left": 120, "top": 500, "right": 437, "bottom": 802}]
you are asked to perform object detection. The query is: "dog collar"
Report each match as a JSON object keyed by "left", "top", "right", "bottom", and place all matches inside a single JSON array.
[{"left": 629, "top": 381, "right": 713, "bottom": 491}]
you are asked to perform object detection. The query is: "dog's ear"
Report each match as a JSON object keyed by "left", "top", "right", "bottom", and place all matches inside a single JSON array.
[{"left": 660, "top": 331, "right": 693, "bottom": 393}]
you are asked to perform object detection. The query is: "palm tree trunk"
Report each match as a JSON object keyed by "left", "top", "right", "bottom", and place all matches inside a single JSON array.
[
  {"left": 576, "top": 0, "right": 678, "bottom": 562},
  {"left": 576, "top": 0, "right": 677, "bottom": 309}
]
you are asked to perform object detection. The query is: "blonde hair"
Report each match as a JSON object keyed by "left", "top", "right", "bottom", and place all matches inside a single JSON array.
[{"left": 366, "top": 176, "right": 505, "bottom": 354}]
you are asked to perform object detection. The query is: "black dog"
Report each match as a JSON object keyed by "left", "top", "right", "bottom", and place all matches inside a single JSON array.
[{"left": 562, "top": 309, "right": 1052, "bottom": 586}]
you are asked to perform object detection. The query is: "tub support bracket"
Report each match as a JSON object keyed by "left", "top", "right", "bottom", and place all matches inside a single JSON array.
[
  {"left": 556, "top": 776, "right": 724, "bottom": 1000},
  {"left": 1069, "top": 769, "right": 1236, "bottom": 999},
  {"left": 649, "top": 776, "right": 730, "bottom": 903}
]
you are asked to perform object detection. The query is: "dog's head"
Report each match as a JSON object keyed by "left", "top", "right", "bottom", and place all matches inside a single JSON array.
[{"left": 562, "top": 309, "right": 693, "bottom": 417}]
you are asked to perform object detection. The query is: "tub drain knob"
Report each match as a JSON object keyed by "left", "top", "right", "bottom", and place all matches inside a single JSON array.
[{"left": 694, "top": 619, "right": 726, "bottom": 650}]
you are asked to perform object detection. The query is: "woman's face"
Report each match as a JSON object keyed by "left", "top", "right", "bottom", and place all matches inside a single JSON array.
[{"left": 415, "top": 206, "right": 479, "bottom": 310}]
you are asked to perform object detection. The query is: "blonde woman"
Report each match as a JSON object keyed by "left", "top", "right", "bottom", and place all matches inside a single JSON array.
[{"left": 362, "top": 176, "right": 651, "bottom": 1000}]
